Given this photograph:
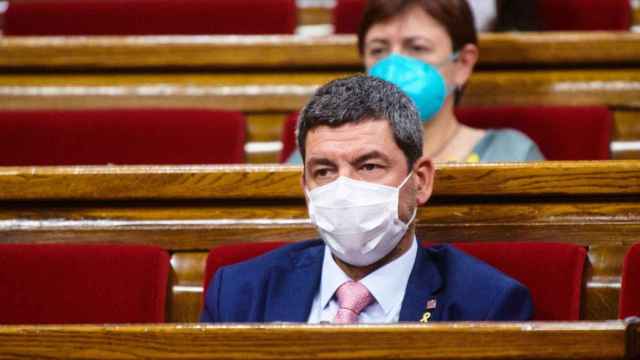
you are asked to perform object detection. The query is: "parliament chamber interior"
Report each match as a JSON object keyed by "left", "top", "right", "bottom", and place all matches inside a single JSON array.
[{"left": 1, "top": 0, "right": 640, "bottom": 359}]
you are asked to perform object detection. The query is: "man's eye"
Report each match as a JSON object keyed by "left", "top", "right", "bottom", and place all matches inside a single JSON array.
[
  {"left": 362, "top": 163, "right": 379, "bottom": 171},
  {"left": 315, "top": 169, "right": 329, "bottom": 177}
]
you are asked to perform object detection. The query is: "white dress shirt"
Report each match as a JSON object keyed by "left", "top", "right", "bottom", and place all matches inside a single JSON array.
[{"left": 307, "top": 238, "right": 418, "bottom": 323}]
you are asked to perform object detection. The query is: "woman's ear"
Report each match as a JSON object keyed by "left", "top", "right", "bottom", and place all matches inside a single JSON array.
[
  {"left": 413, "top": 156, "right": 435, "bottom": 205},
  {"left": 453, "top": 43, "right": 479, "bottom": 87}
]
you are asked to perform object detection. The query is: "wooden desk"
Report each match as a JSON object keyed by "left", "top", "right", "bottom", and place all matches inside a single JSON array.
[
  {"left": 0, "top": 322, "right": 630, "bottom": 360},
  {"left": 1, "top": 33, "right": 640, "bottom": 162},
  {"left": 0, "top": 161, "right": 638, "bottom": 321}
]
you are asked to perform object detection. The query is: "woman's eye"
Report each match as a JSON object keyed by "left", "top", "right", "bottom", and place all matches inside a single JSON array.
[{"left": 368, "top": 47, "right": 387, "bottom": 57}]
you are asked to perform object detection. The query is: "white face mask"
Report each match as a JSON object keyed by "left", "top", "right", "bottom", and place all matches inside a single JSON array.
[{"left": 306, "top": 172, "right": 417, "bottom": 266}]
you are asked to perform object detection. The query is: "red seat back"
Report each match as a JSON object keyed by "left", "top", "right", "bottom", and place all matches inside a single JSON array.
[
  {"left": 456, "top": 106, "right": 612, "bottom": 160},
  {"left": 203, "top": 241, "right": 586, "bottom": 320},
  {"left": 0, "top": 244, "right": 170, "bottom": 324},
  {"left": 281, "top": 106, "right": 613, "bottom": 162},
  {"left": 5, "top": 0, "right": 296, "bottom": 36},
  {"left": 620, "top": 243, "right": 640, "bottom": 318},
  {"left": 538, "top": 0, "right": 632, "bottom": 31},
  {"left": 0, "top": 109, "right": 246, "bottom": 165},
  {"left": 451, "top": 242, "right": 587, "bottom": 320},
  {"left": 333, "top": 0, "right": 366, "bottom": 34}
]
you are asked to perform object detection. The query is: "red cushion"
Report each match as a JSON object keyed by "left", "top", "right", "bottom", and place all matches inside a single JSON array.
[
  {"left": 0, "top": 109, "right": 246, "bottom": 165},
  {"left": 5, "top": 0, "right": 296, "bottom": 35},
  {"left": 456, "top": 106, "right": 612, "bottom": 160},
  {"left": 0, "top": 244, "right": 170, "bottom": 324},
  {"left": 538, "top": 0, "right": 632, "bottom": 31},
  {"left": 451, "top": 242, "right": 587, "bottom": 321},
  {"left": 281, "top": 106, "right": 613, "bottom": 162},
  {"left": 333, "top": 0, "right": 366, "bottom": 34},
  {"left": 620, "top": 243, "right": 640, "bottom": 318},
  {"left": 203, "top": 242, "right": 286, "bottom": 295}
]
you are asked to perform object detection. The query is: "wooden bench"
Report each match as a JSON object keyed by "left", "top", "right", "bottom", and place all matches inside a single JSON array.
[
  {"left": 0, "top": 322, "right": 635, "bottom": 360},
  {"left": 0, "top": 161, "right": 639, "bottom": 322},
  {"left": 1, "top": 32, "right": 639, "bottom": 162}
]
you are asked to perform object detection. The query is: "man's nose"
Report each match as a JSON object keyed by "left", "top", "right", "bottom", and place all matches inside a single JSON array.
[{"left": 337, "top": 167, "right": 356, "bottom": 180}]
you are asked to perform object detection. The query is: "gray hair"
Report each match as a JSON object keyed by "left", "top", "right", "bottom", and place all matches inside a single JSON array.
[{"left": 296, "top": 75, "right": 423, "bottom": 169}]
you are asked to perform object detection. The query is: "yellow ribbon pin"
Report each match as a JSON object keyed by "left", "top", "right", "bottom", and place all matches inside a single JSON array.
[{"left": 420, "top": 312, "right": 431, "bottom": 323}]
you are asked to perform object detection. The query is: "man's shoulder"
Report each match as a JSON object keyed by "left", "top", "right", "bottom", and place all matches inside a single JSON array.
[
  {"left": 428, "top": 244, "right": 522, "bottom": 290},
  {"left": 424, "top": 244, "right": 533, "bottom": 320}
]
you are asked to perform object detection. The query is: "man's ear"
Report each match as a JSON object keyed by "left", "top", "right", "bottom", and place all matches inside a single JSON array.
[
  {"left": 413, "top": 156, "right": 435, "bottom": 205},
  {"left": 453, "top": 43, "right": 479, "bottom": 87}
]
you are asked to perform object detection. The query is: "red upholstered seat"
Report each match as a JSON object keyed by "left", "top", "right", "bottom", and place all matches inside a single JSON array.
[
  {"left": 451, "top": 242, "right": 586, "bottom": 321},
  {"left": 333, "top": 0, "right": 366, "bottom": 34},
  {"left": 620, "top": 243, "right": 640, "bottom": 318},
  {"left": 203, "top": 241, "right": 586, "bottom": 320},
  {"left": 538, "top": 0, "right": 632, "bottom": 31},
  {"left": 455, "top": 106, "right": 612, "bottom": 160},
  {"left": 279, "top": 106, "right": 612, "bottom": 162},
  {"left": 0, "top": 109, "right": 246, "bottom": 165},
  {"left": 4, "top": 0, "right": 296, "bottom": 35},
  {"left": 0, "top": 244, "right": 170, "bottom": 324}
]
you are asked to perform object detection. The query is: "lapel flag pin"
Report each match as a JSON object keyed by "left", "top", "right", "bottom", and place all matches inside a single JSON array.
[{"left": 426, "top": 299, "right": 437, "bottom": 310}]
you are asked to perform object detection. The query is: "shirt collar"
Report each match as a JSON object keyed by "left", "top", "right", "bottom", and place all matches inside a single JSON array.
[{"left": 318, "top": 237, "right": 418, "bottom": 315}]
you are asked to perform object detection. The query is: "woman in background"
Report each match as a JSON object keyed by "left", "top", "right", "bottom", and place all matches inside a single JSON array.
[{"left": 288, "top": 0, "right": 543, "bottom": 163}]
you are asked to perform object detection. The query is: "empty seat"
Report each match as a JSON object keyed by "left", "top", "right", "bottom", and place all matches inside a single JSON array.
[
  {"left": 279, "top": 105, "right": 612, "bottom": 162},
  {"left": 0, "top": 244, "right": 170, "bottom": 324},
  {"left": 5, "top": 0, "right": 296, "bottom": 36},
  {"left": 333, "top": 0, "right": 366, "bottom": 34},
  {"left": 537, "top": 0, "right": 632, "bottom": 31},
  {"left": 0, "top": 109, "right": 246, "bottom": 165},
  {"left": 203, "top": 241, "right": 586, "bottom": 320},
  {"left": 620, "top": 243, "right": 640, "bottom": 318}
]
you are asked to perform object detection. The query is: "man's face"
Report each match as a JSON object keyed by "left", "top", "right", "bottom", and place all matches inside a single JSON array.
[{"left": 302, "top": 118, "right": 422, "bottom": 223}]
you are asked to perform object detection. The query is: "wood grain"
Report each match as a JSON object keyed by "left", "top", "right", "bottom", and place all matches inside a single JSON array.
[
  {"left": 0, "top": 161, "right": 638, "bottom": 200},
  {"left": 0, "top": 322, "right": 627, "bottom": 360},
  {"left": 1, "top": 32, "right": 640, "bottom": 69},
  {"left": 1, "top": 70, "right": 639, "bottom": 111}
]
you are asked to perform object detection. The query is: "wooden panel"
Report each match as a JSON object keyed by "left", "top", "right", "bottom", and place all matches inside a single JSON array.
[
  {"left": 297, "top": 4, "right": 332, "bottom": 26},
  {"left": 2, "top": 32, "right": 640, "bottom": 69},
  {"left": 0, "top": 323, "right": 627, "bottom": 360},
  {"left": 614, "top": 111, "right": 640, "bottom": 141},
  {"left": 1, "top": 70, "right": 639, "bottom": 111},
  {"left": 169, "top": 252, "right": 206, "bottom": 323},
  {"left": 0, "top": 161, "right": 639, "bottom": 201}
]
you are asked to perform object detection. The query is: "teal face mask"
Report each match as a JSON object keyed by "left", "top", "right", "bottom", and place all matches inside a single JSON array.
[{"left": 368, "top": 53, "right": 454, "bottom": 123}]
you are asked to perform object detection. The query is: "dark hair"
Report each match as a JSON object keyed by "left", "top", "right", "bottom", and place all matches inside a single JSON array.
[
  {"left": 357, "top": 0, "right": 478, "bottom": 55},
  {"left": 296, "top": 75, "right": 422, "bottom": 170}
]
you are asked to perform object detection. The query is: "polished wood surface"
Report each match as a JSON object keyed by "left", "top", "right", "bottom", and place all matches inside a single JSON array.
[
  {"left": 0, "top": 322, "right": 628, "bottom": 360},
  {"left": 0, "top": 161, "right": 639, "bottom": 200},
  {"left": 2, "top": 32, "right": 640, "bottom": 68},
  {"left": 0, "top": 162, "right": 638, "bottom": 321}
]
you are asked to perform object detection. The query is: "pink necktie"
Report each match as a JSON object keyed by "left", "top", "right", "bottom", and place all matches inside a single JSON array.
[{"left": 333, "top": 281, "right": 373, "bottom": 324}]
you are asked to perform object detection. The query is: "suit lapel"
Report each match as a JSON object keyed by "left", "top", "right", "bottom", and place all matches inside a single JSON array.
[
  {"left": 264, "top": 243, "right": 324, "bottom": 322},
  {"left": 399, "top": 244, "right": 443, "bottom": 322}
]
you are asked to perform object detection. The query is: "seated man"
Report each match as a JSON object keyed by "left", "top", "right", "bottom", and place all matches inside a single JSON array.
[{"left": 201, "top": 75, "right": 533, "bottom": 323}]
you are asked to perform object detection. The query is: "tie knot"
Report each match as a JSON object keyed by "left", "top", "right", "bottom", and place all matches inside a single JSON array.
[{"left": 335, "top": 281, "right": 373, "bottom": 316}]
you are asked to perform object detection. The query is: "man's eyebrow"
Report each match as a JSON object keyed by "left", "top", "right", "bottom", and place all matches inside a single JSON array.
[
  {"left": 352, "top": 151, "right": 391, "bottom": 166},
  {"left": 306, "top": 157, "right": 335, "bottom": 168},
  {"left": 365, "top": 38, "right": 389, "bottom": 47}
]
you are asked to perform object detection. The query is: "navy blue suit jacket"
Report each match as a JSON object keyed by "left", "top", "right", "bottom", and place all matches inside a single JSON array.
[{"left": 200, "top": 239, "right": 533, "bottom": 322}]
